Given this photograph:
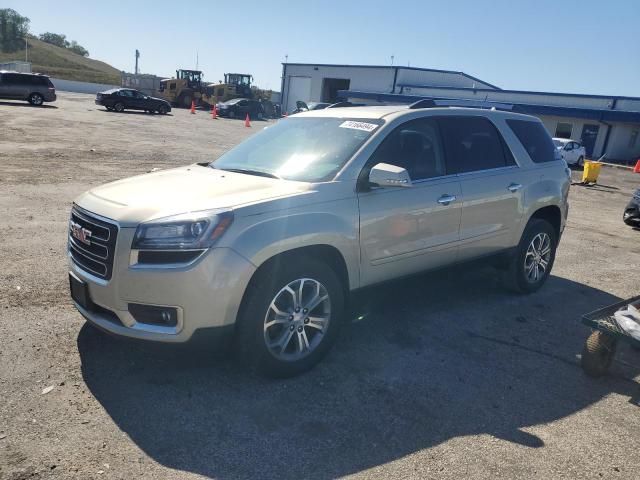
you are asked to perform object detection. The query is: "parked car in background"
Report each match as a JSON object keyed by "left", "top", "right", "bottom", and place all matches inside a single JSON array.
[
  {"left": 553, "top": 138, "right": 586, "bottom": 167},
  {"left": 216, "top": 98, "right": 265, "bottom": 120},
  {"left": 68, "top": 104, "right": 570, "bottom": 377},
  {"left": 95, "top": 88, "right": 171, "bottom": 114},
  {"left": 623, "top": 188, "right": 640, "bottom": 227},
  {"left": 0, "top": 71, "right": 56, "bottom": 105}
]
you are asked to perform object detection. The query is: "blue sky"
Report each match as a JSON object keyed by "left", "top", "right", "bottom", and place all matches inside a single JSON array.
[{"left": 7, "top": 0, "right": 640, "bottom": 96}]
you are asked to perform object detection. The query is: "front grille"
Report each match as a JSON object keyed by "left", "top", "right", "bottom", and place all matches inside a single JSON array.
[{"left": 69, "top": 207, "right": 118, "bottom": 280}]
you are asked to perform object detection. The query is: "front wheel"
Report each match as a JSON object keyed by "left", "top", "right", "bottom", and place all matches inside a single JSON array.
[
  {"left": 236, "top": 257, "right": 344, "bottom": 377},
  {"left": 504, "top": 219, "right": 557, "bottom": 293},
  {"left": 28, "top": 92, "right": 44, "bottom": 106}
]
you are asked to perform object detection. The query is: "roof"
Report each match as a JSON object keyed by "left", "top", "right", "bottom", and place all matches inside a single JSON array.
[
  {"left": 282, "top": 62, "right": 501, "bottom": 90},
  {"left": 293, "top": 104, "right": 538, "bottom": 123}
]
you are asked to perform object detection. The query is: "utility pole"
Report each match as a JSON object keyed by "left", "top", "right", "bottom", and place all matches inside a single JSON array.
[
  {"left": 25, "top": 37, "right": 28, "bottom": 62},
  {"left": 196, "top": 50, "right": 199, "bottom": 71},
  {"left": 134, "top": 49, "right": 140, "bottom": 74},
  {"left": 285, "top": 54, "right": 288, "bottom": 64},
  {"left": 391, "top": 55, "right": 394, "bottom": 66}
]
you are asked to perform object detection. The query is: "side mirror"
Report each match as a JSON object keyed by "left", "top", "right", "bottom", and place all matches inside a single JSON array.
[{"left": 369, "top": 163, "right": 412, "bottom": 188}]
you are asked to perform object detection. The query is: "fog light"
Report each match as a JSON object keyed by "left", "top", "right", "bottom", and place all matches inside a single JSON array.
[{"left": 128, "top": 304, "right": 178, "bottom": 327}]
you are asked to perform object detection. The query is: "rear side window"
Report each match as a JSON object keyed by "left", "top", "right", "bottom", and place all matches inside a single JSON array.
[
  {"left": 438, "top": 116, "right": 510, "bottom": 173},
  {"left": 507, "top": 119, "right": 557, "bottom": 163},
  {"left": 2, "top": 73, "right": 21, "bottom": 84}
]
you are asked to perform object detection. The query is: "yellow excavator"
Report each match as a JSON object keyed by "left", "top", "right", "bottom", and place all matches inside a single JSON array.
[{"left": 158, "top": 69, "right": 205, "bottom": 108}]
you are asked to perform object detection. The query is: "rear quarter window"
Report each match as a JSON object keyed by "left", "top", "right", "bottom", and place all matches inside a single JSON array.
[{"left": 507, "top": 119, "right": 557, "bottom": 163}]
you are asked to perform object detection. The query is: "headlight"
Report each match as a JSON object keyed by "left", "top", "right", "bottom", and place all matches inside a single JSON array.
[{"left": 132, "top": 210, "right": 233, "bottom": 250}]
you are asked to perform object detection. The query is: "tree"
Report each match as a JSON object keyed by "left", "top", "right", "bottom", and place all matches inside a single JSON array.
[
  {"left": 68, "top": 40, "right": 89, "bottom": 57},
  {"left": 38, "top": 32, "right": 69, "bottom": 48},
  {"left": 0, "top": 8, "right": 30, "bottom": 52}
]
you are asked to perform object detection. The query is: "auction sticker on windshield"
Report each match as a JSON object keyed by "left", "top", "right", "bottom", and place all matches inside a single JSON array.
[{"left": 339, "top": 121, "right": 379, "bottom": 132}]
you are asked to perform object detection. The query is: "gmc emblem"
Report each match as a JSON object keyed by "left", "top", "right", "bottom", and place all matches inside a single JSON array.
[{"left": 70, "top": 221, "right": 92, "bottom": 246}]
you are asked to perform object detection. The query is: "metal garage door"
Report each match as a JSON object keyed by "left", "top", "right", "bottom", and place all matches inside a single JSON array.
[{"left": 286, "top": 76, "right": 312, "bottom": 114}]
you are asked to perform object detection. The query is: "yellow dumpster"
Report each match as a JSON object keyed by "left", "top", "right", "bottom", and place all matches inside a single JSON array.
[{"left": 582, "top": 160, "right": 602, "bottom": 184}]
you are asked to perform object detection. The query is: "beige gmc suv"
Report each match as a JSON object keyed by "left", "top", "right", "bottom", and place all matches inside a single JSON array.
[{"left": 68, "top": 102, "right": 570, "bottom": 376}]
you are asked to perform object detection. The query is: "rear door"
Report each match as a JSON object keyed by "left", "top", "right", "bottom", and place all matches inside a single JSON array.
[
  {"left": 438, "top": 115, "right": 525, "bottom": 260},
  {"left": 357, "top": 117, "right": 462, "bottom": 286}
]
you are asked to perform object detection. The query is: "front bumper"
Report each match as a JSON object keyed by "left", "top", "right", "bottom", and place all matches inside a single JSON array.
[{"left": 69, "top": 225, "right": 256, "bottom": 342}]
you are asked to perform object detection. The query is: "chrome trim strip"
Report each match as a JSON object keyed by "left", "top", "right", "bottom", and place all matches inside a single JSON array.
[{"left": 68, "top": 235, "right": 108, "bottom": 260}]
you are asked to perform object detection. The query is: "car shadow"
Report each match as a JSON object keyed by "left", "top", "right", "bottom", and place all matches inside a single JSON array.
[
  {"left": 78, "top": 267, "right": 639, "bottom": 480},
  {"left": 0, "top": 101, "right": 58, "bottom": 108},
  {"left": 96, "top": 109, "right": 173, "bottom": 116}
]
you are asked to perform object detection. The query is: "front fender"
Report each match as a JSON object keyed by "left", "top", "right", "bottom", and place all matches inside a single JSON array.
[{"left": 229, "top": 209, "right": 360, "bottom": 290}]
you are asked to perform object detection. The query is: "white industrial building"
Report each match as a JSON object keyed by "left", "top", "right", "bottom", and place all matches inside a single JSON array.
[{"left": 280, "top": 63, "right": 640, "bottom": 163}]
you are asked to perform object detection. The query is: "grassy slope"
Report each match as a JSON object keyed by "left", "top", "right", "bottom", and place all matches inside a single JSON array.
[{"left": 0, "top": 38, "right": 121, "bottom": 84}]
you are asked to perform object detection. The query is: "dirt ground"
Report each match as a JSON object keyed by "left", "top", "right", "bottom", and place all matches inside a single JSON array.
[{"left": 1, "top": 93, "right": 639, "bottom": 480}]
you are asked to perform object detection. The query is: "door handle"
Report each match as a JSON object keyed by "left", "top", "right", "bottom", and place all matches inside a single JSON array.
[
  {"left": 508, "top": 183, "right": 523, "bottom": 193},
  {"left": 437, "top": 194, "right": 457, "bottom": 205}
]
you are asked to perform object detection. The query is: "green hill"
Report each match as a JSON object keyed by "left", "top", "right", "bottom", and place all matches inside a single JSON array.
[{"left": 0, "top": 37, "right": 121, "bottom": 84}]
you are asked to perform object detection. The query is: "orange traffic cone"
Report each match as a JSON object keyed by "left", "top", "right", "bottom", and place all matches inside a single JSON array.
[
  {"left": 211, "top": 104, "right": 217, "bottom": 119},
  {"left": 245, "top": 113, "right": 251, "bottom": 127},
  {"left": 190, "top": 100, "right": 196, "bottom": 114},
  {"left": 634, "top": 159, "right": 640, "bottom": 173}
]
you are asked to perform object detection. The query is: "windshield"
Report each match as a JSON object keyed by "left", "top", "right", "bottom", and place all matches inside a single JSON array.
[
  {"left": 223, "top": 98, "right": 243, "bottom": 105},
  {"left": 210, "top": 117, "right": 383, "bottom": 182}
]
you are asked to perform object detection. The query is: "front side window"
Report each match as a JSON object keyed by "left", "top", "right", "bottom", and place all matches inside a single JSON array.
[
  {"left": 211, "top": 117, "right": 382, "bottom": 182},
  {"left": 438, "top": 116, "right": 509, "bottom": 173},
  {"left": 368, "top": 117, "right": 447, "bottom": 181}
]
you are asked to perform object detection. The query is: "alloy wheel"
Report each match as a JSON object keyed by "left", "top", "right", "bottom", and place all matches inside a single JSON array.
[
  {"left": 524, "top": 232, "right": 552, "bottom": 283},
  {"left": 263, "top": 278, "right": 331, "bottom": 361}
]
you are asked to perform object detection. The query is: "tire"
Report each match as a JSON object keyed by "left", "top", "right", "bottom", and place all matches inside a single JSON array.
[
  {"left": 504, "top": 218, "right": 557, "bottom": 293},
  {"left": 28, "top": 92, "right": 44, "bottom": 106},
  {"left": 581, "top": 331, "right": 616, "bottom": 377},
  {"left": 257, "top": 109, "right": 264, "bottom": 121},
  {"left": 105, "top": 106, "right": 113, "bottom": 111},
  {"left": 236, "top": 256, "right": 345, "bottom": 377},
  {"left": 178, "top": 94, "right": 192, "bottom": 109},
  {"left": 113, "top": 102, "right": 125, "bottom": 113},
  {"left": 577, "top": 156, "right": 584, "bottom": 168},
  {"left": 228, "top": 110, "right": 236, "bottom": 119},
  {"left": 157, "top": 104, "right": 168, "bottom": 115}
]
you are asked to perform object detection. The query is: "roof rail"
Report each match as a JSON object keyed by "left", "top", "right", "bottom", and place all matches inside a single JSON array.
[
  {"left": 408, "top": 99, "right": 437, "bottom": 109},
  {"left": 408, "top": 97, "right": 514, "bottom": 111},
  {"left": 327, "top": 101, "right": 354, "bottom": 109}
]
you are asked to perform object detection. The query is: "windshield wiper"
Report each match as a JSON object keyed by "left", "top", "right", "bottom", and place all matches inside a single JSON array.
[{"left": 217, "top": 167, "right": 281, "bottom": 179}]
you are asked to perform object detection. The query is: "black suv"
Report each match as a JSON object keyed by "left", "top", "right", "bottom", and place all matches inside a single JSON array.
[
  {"left": 0, "top": 71, "right": 56, "bottom": 105},
  {"left": 95, "top": 88, "right": 171, "bottom": 114}
]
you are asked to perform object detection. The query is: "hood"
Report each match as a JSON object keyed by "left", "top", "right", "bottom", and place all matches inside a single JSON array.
[{"left": 74, "top": 165, "right": 309, "bottom": 225}]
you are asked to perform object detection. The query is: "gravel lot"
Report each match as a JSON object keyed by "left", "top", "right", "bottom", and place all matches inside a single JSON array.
[{"left": 1, "top": 93, "right": 639, "bottom": 480}]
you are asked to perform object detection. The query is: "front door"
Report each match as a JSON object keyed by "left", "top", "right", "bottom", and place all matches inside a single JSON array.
[
  {"left": 437, "top": 116, "right": 525, "bottom": 260},
  {"left": 358, "top": 117, "right": 462, "bottom": 286},
  {"left": 581, "top": 124, "right": 600, "bottom": 157}
]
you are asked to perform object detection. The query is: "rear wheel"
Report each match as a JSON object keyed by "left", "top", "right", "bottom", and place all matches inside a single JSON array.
[
  {"left": 504, "top": 219, "right": 557, "bottom": 293},
  {"left": 178, "top": 94, "right": 192, "bottom": 109},
  {"left": 28, "top": 92, "right": 44, "bottom": 106},
  {"left": 228, "top": 110, "right": 236, "bottom": 119},
  {"left": 236, "top": 256, "right": 344, "bottom": 377},
  {"left": 257, "top": 109, "right": 264, "bottom": 120},
  {"left": 157, "top": 104, "right": 168, "bottom": 115},
  {"left": 577, "top": 156, "right": 584, "bottom": 168},
  {"left": 113, "top": 102, "right": 125, "bottom": 113},
  {"left": 581, "top": 331, "right": 616, "bottom": 377}
]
